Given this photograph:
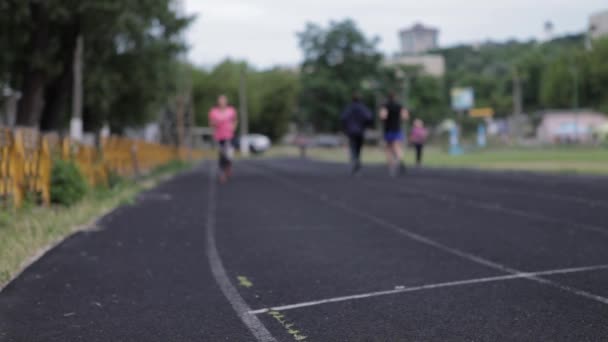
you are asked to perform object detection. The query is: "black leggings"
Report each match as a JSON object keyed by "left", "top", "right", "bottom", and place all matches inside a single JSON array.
[
  {"left": 218, "top": 140, "right": 232, "bottom": 170},
  {"left": 348, "top": 135, "right": 364, "bottom": 164},
  {"left": 414, "top": 143, "right": 424, "bottom": 165}
]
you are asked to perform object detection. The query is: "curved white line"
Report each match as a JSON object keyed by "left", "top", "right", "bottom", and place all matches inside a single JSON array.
[{"left": 205, "top": 165, "right": 276, "bottom": 342}]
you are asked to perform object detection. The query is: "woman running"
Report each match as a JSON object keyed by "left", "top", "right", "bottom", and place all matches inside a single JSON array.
[
  {"left": 209, "top": 95, "right": 238, "bottom": 183},
  {"left": 409, "top": 119, "right": 429, "bottom": 167},
  {"left": 379, "top": 93, "right": 409, "bottom": 176}
]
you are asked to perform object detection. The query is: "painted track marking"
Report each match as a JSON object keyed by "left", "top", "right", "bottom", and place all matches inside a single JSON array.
[
  {"left": 246, "top": 161, "right": 608, "bottom": 308},
  {"left": 363, "top": 178, "right": 608, "bottom": 237},
  {"left": 415, "top": 176, "right": 608, "bottom": 208},
  {"left": 204, "top": 165, "right": 277, "bottom": 342},
  {"left": 249, "top": 264, "right": 608, "bottom": 314}
]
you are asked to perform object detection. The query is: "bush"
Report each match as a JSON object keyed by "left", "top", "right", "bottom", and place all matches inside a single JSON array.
[
  {"left": 106, "top": 170, "right": 126, "bottom": 189},
  {"left": 50, "top": 159, "right": 88, "bottom": 206}
]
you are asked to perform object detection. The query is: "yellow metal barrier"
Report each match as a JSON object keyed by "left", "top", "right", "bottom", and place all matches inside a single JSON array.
[
  {"left": 0, "top": 128, "right": 51, "bottom": 208},
  {"left": 0, "top": 128, "right": 209, "bottom": 209}
]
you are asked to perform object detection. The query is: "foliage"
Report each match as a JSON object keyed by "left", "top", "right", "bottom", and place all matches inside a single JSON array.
[
  {"left": 297, "top": 19, "right": 382, "bottom": 131},
  {"left": 434, "top": 34, "right": 608, "bottom": 117},
  {"left": 1, "top": 0, "right": 193, "bottom": 131},
  {"left": 50, "top": 159, "right": 88, "bottom": 206},
  {"left": 191, "top": 61, "right": 299, "bottom": 141},
  {"left": 375, "top": 65, "right": 447, "bottom": 125}
]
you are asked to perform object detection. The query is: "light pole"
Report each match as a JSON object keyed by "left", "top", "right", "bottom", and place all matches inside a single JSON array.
[
  {"left": 394, "top": 68, "right": 410, "bottom": 106},
  {"left": 70, "top": 35, "right": 84, "bottom": 142},
  {"left": 239, "top": 65, "right": 250, "bottom": 157},
  {"left": 571, "top": 60, "right": 580, "bottom": 142}
]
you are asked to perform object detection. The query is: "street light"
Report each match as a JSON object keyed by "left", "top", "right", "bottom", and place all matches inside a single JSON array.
[
  {"left": 570, "top": 60, "right": 580, "bottom": 142},
  {"left": 394, "top": 68, "right": 410, "bottom": 106}
]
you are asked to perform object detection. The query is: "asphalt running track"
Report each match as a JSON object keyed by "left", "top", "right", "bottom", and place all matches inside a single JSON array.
[{"left": 2, "top": 158, "right": 608, "bottom": 341}]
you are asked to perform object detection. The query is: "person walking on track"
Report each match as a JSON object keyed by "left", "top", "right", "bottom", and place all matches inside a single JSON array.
[
  {"left": 341, "top": 92, "right": 373, "bottom": 175},
  {"left": 409, "top": 118, "right": 429, "bottom": 167},
  {"left": 380, "top": 92, "right": 409, "bottom": 176},
  {"left": 209, "top": 94, "right": 238, "bottom": 183}
]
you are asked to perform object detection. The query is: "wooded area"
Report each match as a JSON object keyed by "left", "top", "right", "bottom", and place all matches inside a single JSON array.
[
  {"left": 290, "top": 19, "right": 608, "bottom": 132},
  {"left": 3, "top": 5, "right": 606, "bottom": 139},
  {"left": 0, "top": 0, "right": 192, "bottom": 133}
]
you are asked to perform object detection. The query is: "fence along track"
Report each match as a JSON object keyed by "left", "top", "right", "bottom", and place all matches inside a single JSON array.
[{"left": 0, "top": 127, "right": 211, "bottom": 208}]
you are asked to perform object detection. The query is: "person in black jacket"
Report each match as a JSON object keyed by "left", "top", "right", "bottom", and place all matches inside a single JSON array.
[{"left": 341, "top": 93, "right": 373, "bottom": 175}]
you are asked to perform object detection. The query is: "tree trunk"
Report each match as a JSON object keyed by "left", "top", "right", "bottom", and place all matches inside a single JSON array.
[
  {"left": 16, "top": 70, "right": 46, "bottom": 127},
  {"left": 40, "top": 69, "right": 72, "bottom": 131},
  {"left": 15, "top": 1, "right": 50, "bottom": 127},
  {"left": 40, "top": 24, "right": 79, "bottom": 132}
]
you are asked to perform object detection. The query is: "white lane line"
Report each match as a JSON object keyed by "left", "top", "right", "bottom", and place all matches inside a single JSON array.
[
  {"left": 205, "top": 165, "right": 277, "bottom": 342},
  {"left": 246, "top": 162, "right": 608, "bottom": 308},
  {"left": 417, "top": 177, "right": 608, "bottom": 208},
  {"left": 278, "top": 158, "right": 608, "bottom": 208},
  {"left": 363, "top": 178, "right": 608, "bottom": 237},
  {"left": 249, "top": 264, "right": 608, "bottom": 314}
]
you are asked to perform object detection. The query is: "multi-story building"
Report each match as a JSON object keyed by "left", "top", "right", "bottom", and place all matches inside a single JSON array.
[
  {"left": 399, "top": 23, "right": 439, "bottom": 55},
  {"left": 385, "top": 54, "right": 446, "bottom": 77},
  {"left": 589, "top": 9, "right": 608, "bottom": 39},
  {"left": 389, "top": 23, "right": 444, "bottom": 77}
]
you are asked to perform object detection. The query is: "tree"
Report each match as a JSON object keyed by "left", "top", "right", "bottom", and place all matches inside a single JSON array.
[
  {"left": 250, "top": 68, "right": 299, "bottom": 140},
  {"left": 587, "top": 37, "right": 608, "bottom": 113},
  {"left": 297, "top": 19, "right": 382, "bottom": 131},
  {"left": 435, "top": 34, "right": 588, "bottom": 116},
  {"left": 190, "top": 61, "right": 299, "bottom": 141},
  {"left": 374, "top": 65, "right": 446, "bottom": 125},
  {"left": 1, "top": 0, "right": 193, "bottom": 131}
]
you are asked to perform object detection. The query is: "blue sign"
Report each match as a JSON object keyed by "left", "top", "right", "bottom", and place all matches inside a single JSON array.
[
  {"left": 477, "top": 123, "right": 487, "bottom": 147},
  {"left": 451, "top": 87, "right": 474, "bottom": 111}
]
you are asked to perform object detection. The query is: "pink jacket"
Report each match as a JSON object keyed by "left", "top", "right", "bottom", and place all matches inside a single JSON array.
[
  {"left": 209, "top": 106, "right": 237, "bottom": 141},
  {"left": 409, "top": 126, "right": 428, "bottom": 144}
]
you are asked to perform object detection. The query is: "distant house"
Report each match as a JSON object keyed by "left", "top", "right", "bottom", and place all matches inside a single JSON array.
[
  {"left": 389, "top": 22, "right": 445, "bottom": 77},
  {"left": 589, "top": 9, "right": 608, "bottom": 39},
  {"left": 385, "top": 54, "right": 446, "bottom": 77},
  {"left": 399, "top": 23, "right": 439, "bottom": 55},
  {"left": 536, "top": 110, "right": 608, "bottom": 143}
]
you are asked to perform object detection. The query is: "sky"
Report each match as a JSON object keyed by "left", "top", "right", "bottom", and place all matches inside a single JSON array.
[{"left": 183, "top": 0, "right": 606, "bottom": 69}]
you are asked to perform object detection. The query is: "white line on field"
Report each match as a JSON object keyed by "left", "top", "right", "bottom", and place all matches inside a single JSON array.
[
  {"left": 249, "top": 264, "right": 608, "bottom": 314},
  {"left": 246, "top": 162, "right": 608, "bottom": 308},
  {"left": 204, "top": 165, "right": 277, "bottom": 342}
]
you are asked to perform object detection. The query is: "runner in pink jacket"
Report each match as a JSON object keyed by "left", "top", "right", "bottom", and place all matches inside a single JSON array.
[
  {"left": 209, "top": 95, "right": 238, "bottom": 183},
  {"left": 409, "top": 119, "right": 429, "bottom": 167}
]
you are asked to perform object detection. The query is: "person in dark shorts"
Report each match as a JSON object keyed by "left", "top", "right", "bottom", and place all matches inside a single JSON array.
[
  {"left": 341, "top": 93, "right": 373, "bottom": 175},
  {"left": 380, "top": 93, "right": 409, "bottom": 175},
  {"left": 209, "top": 95, "right": 238, "bottom": 183}
]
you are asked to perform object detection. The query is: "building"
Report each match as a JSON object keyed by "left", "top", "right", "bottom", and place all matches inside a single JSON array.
[
  {"left": 385, "top": 54, "right": 446, "bottom": 77},
  {"left": 390, "top": 23, "right": 444, "bottom": 76},
  {"left": 589, "top": 9, "right": 608, "bottom": 39},
  {"left": 536, "top": 110, "right": 608, "bottom": 143},
  {"left": 399, "top": 23, "right": 439, "bottom": 55}
]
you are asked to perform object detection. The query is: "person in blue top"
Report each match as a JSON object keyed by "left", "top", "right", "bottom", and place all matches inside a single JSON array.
[
  {"left": 341, "top": 93, "right": 373, "bottom": 175},
  {"left": 380, "top": 92, "right": 410, "bottom": 176}
]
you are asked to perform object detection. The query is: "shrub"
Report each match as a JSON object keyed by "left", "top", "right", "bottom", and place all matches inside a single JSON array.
[
  {"left": 107, "top": 170, "right": 126, "bottom": 189},
  {"left": 50, "top": 159, "right": 88, "bottom": 206}
]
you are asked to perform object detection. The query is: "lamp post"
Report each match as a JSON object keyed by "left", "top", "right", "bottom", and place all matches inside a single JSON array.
[
  {"left": 571, "top": 60, "right": 580, "bottom": 142},
  {"left": 239, "top": 65, "right": 249, "bottom": 157}
]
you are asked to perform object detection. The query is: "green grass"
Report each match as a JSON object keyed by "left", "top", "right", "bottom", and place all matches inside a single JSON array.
[
  {"left": 266, "top": 145, "right": 608, "bottom": 175},
  {"left": 0, "top": 161, "right": 194, "bottom": 288}
]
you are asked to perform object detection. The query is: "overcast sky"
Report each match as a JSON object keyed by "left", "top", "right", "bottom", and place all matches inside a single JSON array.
[{"left": 184, "top": 0, "right": 605, "bottom": 69}]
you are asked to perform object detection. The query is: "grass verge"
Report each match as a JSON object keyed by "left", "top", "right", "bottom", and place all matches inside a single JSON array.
[
  {"left": 0, "top": 161, "right": 194, "bottom": 288},
  {"left": 265, "top": 145, "right": 608, "bottom": 175}
]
